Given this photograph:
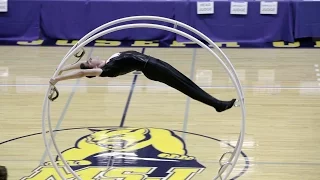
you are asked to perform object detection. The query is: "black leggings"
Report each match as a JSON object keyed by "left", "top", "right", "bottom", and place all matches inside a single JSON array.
[{"left": 142, "top": 58, "right": 231, "bottom": 111}]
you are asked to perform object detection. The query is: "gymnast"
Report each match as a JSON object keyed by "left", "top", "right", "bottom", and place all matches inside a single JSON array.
[
  {"left": 0, "top": 166, "right": 7, "bottom": 180},
  {"left": 49, "top": 50, "right": 237, "bottom": 112}
]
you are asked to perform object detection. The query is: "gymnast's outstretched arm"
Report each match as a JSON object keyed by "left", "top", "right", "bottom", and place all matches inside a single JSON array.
[
  {"left": 50, "top": 69, "right": 102, "bottom": 85},
  {"left": 57, "top": 61, "right": 86, "bottom": 75}
]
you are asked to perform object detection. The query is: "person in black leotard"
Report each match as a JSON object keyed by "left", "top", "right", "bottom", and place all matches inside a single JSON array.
[
  {"left": 50, "top": 50, "right": 236, "bottom": 112},
  {"left": 0, "top": 166, "right": 8, "bottom": 180}
]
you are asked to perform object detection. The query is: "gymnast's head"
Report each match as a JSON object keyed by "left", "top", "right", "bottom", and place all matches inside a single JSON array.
[{"left": 80, "top": 57, "right": 105, "bottom": 69}]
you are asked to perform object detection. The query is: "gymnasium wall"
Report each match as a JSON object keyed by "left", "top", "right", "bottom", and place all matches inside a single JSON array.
[{"left": 0, "top": 0, "right": 320, "bottom": 47}]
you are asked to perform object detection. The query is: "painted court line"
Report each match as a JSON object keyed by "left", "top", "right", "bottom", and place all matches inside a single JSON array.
[
  {"left": 315, "top": 64, "right": 320, "bottom": 86},
  {"left": 119, "top": 48, "right": 145, "bottom": 127},
  {"left": 39, "top": 79, "right": 81, "bottom": 165},
  {"left": 39, "top": 47, "right": 94, "bottom": 165},
  {"left": 1, "top": 84, "right": 320, "bottom": 90},
  {"left": 182, "top": 48, "right": 197, "bottom": 140},
  {"left": 1, "top": 159, "right": 320, "bottom": 166},
  {"left": 108, "top": 48, "right": 145, "bottom": 170}
]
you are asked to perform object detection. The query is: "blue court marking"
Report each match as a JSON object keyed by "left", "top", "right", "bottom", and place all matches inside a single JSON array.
[{"left": 119, "top": 48, "right": 145, "bottom": 127}]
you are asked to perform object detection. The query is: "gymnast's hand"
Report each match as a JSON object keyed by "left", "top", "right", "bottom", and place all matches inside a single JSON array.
[{"left": 49, "top": 78, "right": 58, "bottom": 86}]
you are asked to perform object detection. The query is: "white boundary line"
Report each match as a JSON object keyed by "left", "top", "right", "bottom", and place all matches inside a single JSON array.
[{"left": 1, "top": 84, "right": 320, "bottom": 90}]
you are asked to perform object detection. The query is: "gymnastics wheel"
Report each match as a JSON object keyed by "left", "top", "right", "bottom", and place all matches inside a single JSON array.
[{"left": 42, "top": 15, "right": 246, "bottom": 180}]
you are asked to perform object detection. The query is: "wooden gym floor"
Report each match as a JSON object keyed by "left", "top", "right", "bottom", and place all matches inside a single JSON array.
[{"left": 0, "top": 46, "right": 319, "bottom": 180}]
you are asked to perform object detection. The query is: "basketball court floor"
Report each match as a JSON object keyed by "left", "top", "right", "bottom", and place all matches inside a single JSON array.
[{"left": 0, "top": 46, "right": 319, "bottom": 179}]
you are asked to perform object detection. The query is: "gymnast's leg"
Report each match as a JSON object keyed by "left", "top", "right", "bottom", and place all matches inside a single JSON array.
[{"left": 142, "top": 58, "right": 236, "bottom": 112}]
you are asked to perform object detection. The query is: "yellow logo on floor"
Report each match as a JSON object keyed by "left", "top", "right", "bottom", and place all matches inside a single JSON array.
[{"left": 21, "top": 127, "right": 205, "bottom": 179}]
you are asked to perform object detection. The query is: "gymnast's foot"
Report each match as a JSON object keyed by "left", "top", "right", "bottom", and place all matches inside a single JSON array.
[{"left": 215, "top": 99, "right": 237, "bottom": 112}]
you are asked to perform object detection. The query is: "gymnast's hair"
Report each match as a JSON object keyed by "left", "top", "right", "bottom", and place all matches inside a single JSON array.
[
  {"left": 80, "top": 63, "right": 90, "bottom": 69},
  {"left": 80, "top": 63, "right": 96, "bottom": 78}
]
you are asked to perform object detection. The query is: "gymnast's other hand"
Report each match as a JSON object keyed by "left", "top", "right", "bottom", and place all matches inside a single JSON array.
[{"left": 49, "top": 78, "right": 58, "bottom": 86}]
